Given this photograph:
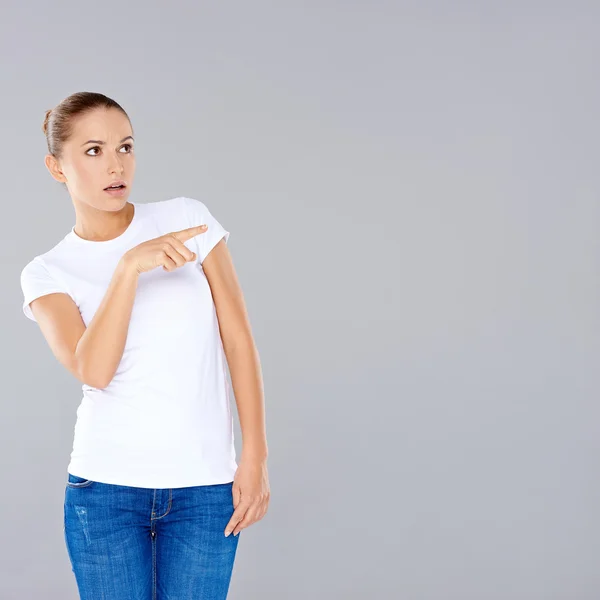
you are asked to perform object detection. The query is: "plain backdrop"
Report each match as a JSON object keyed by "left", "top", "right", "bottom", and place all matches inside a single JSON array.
[{"left": 1, "top": 1, "right": 599, "bottom": 599}]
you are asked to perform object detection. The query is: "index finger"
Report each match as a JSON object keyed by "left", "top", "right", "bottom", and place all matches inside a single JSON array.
[
  {"left": 171, "top": 224, "right": 208, "bottom": 242},
  {"left": 224, "top": 501, "right": 250, "bottom": 537}
]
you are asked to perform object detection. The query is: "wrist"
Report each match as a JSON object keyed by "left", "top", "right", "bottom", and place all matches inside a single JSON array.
[
  {"left": 240, "top": 445, "right": 268, "bottom": 463},
  {"left": 118, "top": 253, "right": 140, "bottom": 278}
]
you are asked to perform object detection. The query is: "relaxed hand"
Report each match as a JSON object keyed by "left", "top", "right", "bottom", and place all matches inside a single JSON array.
[{"left": 224, "top": 457, "right": 270, "bottom": 537}]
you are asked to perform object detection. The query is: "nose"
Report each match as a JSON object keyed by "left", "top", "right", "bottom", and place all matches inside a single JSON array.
[{"left": 108, "top": 153, "right": 125, "bottom": 175}]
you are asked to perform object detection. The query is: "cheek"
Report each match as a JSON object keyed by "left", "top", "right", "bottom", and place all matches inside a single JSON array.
[
  {"left": 69, "top": 157, "right": 101, "bottom": 188},
  {"left": 125, "top": 154, "right": 136, "bottom": 171}
]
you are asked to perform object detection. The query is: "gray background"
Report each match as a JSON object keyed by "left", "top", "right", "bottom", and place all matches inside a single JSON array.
[{"left": 1, "top": 1, "right": 598, "bottom": 598}]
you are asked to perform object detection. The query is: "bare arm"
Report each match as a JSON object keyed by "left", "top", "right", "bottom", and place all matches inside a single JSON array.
[
  {"left": 202, "top": 239, "right": 268, "bottom": 461},
  {"left": 74, "top": 258, "right": 139, "bottom": 388},
  {"left": 30, "top": 257, "right": 139, "bottom": 389}
]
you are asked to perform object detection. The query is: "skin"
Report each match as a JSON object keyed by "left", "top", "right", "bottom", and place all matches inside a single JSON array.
[
  {"left": 34, "top": 107, "right": 270, "bottom": 537},
  {"left": 46, "top": 107, "right": 137, "bottom": 241}
]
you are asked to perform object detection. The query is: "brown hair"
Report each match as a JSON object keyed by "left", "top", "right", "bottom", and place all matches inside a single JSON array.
[{"left": 42, "top": 91, "right": 132, "bottom": 159}]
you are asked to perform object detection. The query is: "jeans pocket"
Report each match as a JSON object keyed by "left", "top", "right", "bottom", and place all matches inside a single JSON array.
[{"left": 66, "top": 473, "right": 94, "bottom": 488}]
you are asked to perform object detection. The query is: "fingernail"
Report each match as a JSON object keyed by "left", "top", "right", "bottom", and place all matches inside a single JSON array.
[{"left": 224, "top": 531, "right": 230, "bottom": 537}]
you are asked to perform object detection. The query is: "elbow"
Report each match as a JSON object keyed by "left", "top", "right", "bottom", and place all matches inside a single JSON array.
[
  {"left": 85, "top": 376, "right": 111, "bottom": 391},
  {"left": 90, "top": 379, "right": 111, "bottom": 391},
  {"left": 80, "top": 370, "right": 111, "bottom": 390},
  {"left": 75, "top": 361, "right": 112, "bottom": 390}
]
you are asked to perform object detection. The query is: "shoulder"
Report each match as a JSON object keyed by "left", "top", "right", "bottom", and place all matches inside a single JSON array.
[
  {"left": 178, "top": 195, "right": 228, "bottom": 223},
  {"left": 178, "top": 195, "right": 210, "bottom": 215},
  {"left": 20, "top": 237, "right": 72, "bottom": 284},
  {"left": 20, "top": 255, "right": 72, "bottom": 321},
  {"left": 20, "top": 246, "right": 66, "bottom": 280},
  {"left": 141, "top": 195, "right": 212, "bottom": 222},
  {"left": 148, "top": 194, "right": 217, "bottom": 213},
  {"left": 20, "top": 255, "right": 49, "bottom": 280},
  {"left": 175, "top": 196, "right": 227, "bottom": 230},
  {"left": 20, "top": 251, "right": 74, "bottom": 294}
]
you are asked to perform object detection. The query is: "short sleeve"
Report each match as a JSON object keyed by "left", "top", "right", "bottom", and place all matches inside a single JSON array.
[
  {"left": 179, "top": 196, "right": 230, "bottom": 264},
  {"left": 20, "top": 257, "right": 70, "bottom": 322}
]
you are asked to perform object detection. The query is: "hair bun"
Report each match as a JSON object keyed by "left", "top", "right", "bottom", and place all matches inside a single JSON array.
[{"left": 42, "top": 108, "right": 52, "bottom": 135}]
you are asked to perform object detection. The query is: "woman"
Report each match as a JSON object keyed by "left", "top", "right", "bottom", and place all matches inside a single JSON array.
[{"left": 20, "top": 91, "right": 270, "bottom": 599}]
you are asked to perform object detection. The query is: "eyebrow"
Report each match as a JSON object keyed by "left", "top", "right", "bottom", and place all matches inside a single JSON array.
[{"left": 81, "top": 135, "right": 134, "bottom": 146}]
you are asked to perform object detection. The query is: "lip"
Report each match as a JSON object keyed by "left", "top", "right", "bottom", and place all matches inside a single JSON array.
[{"left": 103, "top": 180, "right": 127, "bottom": 190}]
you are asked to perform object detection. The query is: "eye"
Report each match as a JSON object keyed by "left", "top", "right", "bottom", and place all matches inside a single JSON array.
[{"left": 85, "top": 143, "right": 133, "bottom": 156}]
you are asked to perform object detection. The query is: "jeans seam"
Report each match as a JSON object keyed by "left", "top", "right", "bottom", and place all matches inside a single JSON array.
[
  {"left": 66, "top": 481, "right": 94, "bottom": 488},
  {"left": 151, "top": 488, "right": 172, "bottom": 520}
]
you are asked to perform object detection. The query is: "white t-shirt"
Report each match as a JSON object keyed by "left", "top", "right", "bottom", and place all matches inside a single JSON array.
[{"left": 20, "top": 196, "right": 238, "bottom": 488}]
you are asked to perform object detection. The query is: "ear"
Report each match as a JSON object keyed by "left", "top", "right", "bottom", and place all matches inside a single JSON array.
[{"left": 45, "top": 153, "right": 67, "bottom": 184}]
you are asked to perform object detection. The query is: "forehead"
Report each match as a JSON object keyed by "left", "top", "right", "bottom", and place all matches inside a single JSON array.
[{"left": 70, "top": 108, "right": 132, "bottom": 141}]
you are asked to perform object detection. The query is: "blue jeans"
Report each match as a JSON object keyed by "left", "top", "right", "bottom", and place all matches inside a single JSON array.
[{"left": 64, "top": 472, "right": 240, "bottom": 599}]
